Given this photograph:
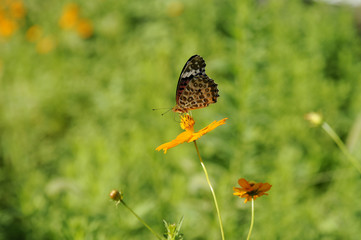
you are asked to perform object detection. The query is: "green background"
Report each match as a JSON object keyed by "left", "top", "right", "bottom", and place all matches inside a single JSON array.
[{"left": 1, "top": 0, "right": 361, "bottom": 239}]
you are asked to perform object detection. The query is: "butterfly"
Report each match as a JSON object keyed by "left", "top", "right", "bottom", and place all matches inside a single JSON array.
[{"left": 172, "top": 55, "right": 219, "bottom": 113}]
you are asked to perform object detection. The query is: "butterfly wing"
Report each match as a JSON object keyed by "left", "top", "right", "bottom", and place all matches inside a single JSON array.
[
  {"left": 177, "top": 75, "right": 219, "bottom": 111},
  {"left": 175, "top": 55, "right": 206, "bottom": 103}
]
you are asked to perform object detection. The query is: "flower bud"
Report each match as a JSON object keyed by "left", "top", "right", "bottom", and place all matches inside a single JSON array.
[
  {"left": 304, "top": 112, "right": 323, "bottom": 126},
  {"left": 110, "top": 190, "right": 123, "bottom": 202}
]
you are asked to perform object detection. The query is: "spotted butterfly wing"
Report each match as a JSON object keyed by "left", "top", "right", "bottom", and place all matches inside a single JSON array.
[{"left": 172, "top": 55, "right": 219, "bottom": 113}]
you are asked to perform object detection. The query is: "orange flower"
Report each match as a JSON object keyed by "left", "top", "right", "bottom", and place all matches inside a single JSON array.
[
  {"left": 76, "top": 18, "right": 93, "bottom": 39},
  {"left": 156, "top": 114, "right": 227, "bottom": 154},
  {"left": 59, "top": 3, "right": 79, "bottom": 29},
  {"left": 10, "top": 1, "right": 26, "bottom": 19},
  {"left": 0, "top": 17, "right": 17, "bottom": 37},
  {"left": 59, "top": 3, "right": 94, "bottom": 39},
  {"left": 233, "top": 178, "right": 272, "bottom": 203}
]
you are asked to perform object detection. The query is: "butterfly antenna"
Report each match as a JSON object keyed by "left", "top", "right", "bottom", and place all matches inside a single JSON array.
[
  {"left": 152, "top": 108, "right": 172, "bottom": 116},
  {"left": 161, "top": 108, "right": 172, "bottom": 116},
  {"left": 152, "top": 108, "right": 170, "bottom": 111}
]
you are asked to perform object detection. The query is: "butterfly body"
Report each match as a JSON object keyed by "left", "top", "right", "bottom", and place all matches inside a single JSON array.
[{"left": 172, "top": 55, "right": 219, "bottom": 113}]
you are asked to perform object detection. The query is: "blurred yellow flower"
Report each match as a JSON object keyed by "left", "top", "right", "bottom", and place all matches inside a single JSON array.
[
  {"left": 0, "top": 16, "right": 17, "bottom": 37},
  {"left": 76, "top": 18, "right": 93, "bottom": 39},
  {"left": 59, "top": 3, "right": 79, "bottom": 29},
  {"left": 36, "top": 36, "right": 55, "bottom": 54},
  {"left": 26, "top": 25, "right": 42, "bottom": 42},
  {"left": 304, "top": 112, "right": 323, "bottom": 126},
  {"left": 156, "top": 114, "right": 227, "bottom": 154},
  {"left": 10, "top": 1, "right": 26, "bottom": 19},
  {"left": 0, "top": 0, "right": 26, "bottom": 38},
  {"left": 59, "top": 3, "right": 93, "bottom": 39},
  {"left": 233, "top": 178, "right": 272, "bottom": 204}
]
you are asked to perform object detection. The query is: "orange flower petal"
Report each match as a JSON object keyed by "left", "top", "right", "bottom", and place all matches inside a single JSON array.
[
  {"left": 237, "top": 178, "right": 251, "bottom": 188},
  {"left": 232, "top": 187, "right": 246, "bottom": 196},
  {"left": 252, "top": 183, "right": 262, "bottom": 190},
  {"left": 259, "top": 183, "right": 272, "bottom": 192},
  {"left": 188, "top": 118, "right": 227, "bottom": 142},
  {"left": 156, "top": 131, "right": 192, "bottom": 154},
  {"left": 244, "top": 196, "right": 252, "bottom": 203}
]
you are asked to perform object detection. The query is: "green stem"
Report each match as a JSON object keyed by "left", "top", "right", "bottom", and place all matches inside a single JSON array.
[
  {"left": 120, "top": 200, "right": 164, "bottom": 240},
  {"left": 193, "top": 141, "right": 225, "bottom": 240},
  {"left": 246, "top": 199, "right": 255, "bottom": 240},
  {"left": 322, "top": 122, "right": 361, "bottom": 174}
]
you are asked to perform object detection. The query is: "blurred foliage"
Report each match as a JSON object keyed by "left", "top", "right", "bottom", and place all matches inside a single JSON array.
[{"left": 1, "top": 0, "right": 361, "bottom": 239}]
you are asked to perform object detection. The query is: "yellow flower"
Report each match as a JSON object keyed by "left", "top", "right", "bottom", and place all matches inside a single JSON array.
[
  {"left": 233, "top": 178, "right": 272, "bottom": 203},
  {"left": 0, "top": 17, "right": 17, "bottom": 37},
  {"left": 26, "top": 25, "right": 42, "bottom": 42},
  {"left": 59, "top": 3, "right": 94, "bottom": 39},
  {"left": 304, "top": 112, "right": 323, "bottom": 126},
  {"left": 156, "top": 114, "right": 227, "bottom": 154},
  {"left": 76, "top": 18, "right": 93, "bottom": 39},
  {"left": 10, "top": 1, "right": 26, "bottom": 19},
  {"left": 59, "top": 3, "right": 79, "bottom": 29}
]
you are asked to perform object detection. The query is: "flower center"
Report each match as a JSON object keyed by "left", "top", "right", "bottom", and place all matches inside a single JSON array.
[{"left": 180, "top": 115, "right": 195, "bottom": 131}]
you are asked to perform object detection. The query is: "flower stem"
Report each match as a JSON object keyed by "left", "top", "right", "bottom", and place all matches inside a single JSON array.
[
  {"left": 120, "top": 200, "right": 164, "bottom": 240},
  {"left": 246, "top": 199, "right": 255, "bottom": 240},
  {"left": 193, "top": 141, "right": 225, "bottom": 240},
  {"left": 322, "top": 122, "right": 361, "bottom": 174}
]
